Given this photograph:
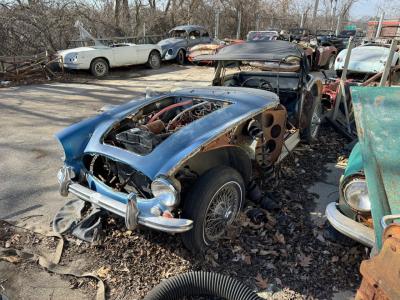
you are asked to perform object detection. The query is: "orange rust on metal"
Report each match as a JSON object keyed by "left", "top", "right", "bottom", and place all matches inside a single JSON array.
[
  {"left": 255, "top": 105, "right": 287, "bottom": 164},
  {"left": 201, "top": 131, "right": 233, "bottom": 152},
  {"left": 143, "top": 119, "right": 165, "bottom": 134},
  {"left": 356, "top": 224, "right": 400, "bottom": 300}
]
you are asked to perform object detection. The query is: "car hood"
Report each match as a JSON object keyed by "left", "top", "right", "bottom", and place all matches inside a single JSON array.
[
  {"left": 56, "top": 87, "right": 279, "bottom": 180},
  {"left": 157, "top": 38, "right": 187, "bottom": 50},
  {"left": 335, "top": 46, "right": 398, "bottom": 73}
]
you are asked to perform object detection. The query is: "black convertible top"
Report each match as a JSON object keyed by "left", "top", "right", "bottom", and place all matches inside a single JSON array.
[{"left": 194, "top": 40, "right": 304, "bottom": 62}]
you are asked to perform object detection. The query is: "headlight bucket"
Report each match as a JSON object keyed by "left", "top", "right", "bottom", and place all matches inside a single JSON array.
[
  {"left": 343, "top": 177, "right": 370, "bottom": 213},
  {"left": 151, "top": 178, "right": 179, "bottom": 207}
]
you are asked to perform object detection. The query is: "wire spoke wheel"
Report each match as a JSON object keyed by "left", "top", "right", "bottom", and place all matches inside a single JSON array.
[
  {"left": 203, "top": 181, "right": 241, "bottom": 242},
  {"left": 310, "top": 100, "right": 322, "bottom": 139}
]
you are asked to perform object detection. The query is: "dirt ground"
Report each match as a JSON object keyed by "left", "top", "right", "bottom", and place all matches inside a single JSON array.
[{"left": 0, "top": 65, "right": 368, "bottom": 300}]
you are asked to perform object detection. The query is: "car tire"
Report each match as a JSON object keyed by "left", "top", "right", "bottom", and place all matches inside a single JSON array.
[
  {"left": 302, "top": 97, "right": 323, "bottom": 144},
  {"left": 90, "top": 58, "right": 109, "bottom": 78},
  {"left": 146, "top": 50, "right": 161, "bottom": 69},
  {"left": 176, "top": 49, "right": 186, "bottom": 65},
  {"left": 182, "top": 166, "right": 245, "bottom": 253}
]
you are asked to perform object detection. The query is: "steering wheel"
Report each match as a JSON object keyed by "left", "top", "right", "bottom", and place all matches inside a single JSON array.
[{"left": 241, "top": 77, "right": 274, "bottom": 91}]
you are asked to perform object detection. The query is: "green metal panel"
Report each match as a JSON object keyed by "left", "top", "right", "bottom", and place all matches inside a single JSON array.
[
  {"left": 351, "top": 86, "right": 400, "bottom": 249},
  {"left": 344, "top": 142, "right": 363, "bottom": 177}
]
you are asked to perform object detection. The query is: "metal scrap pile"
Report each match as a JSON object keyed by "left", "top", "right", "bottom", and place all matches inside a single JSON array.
[{"left": 0, "top": 52, "right": 63, "bottom": 85}]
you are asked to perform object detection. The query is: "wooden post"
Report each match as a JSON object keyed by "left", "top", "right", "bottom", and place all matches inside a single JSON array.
[{"left": 379, "top": 39, "right": 397, "bottom": 86}]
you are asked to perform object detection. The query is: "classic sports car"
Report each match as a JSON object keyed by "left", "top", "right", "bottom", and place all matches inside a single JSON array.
[
  {"left": 57, "top": 87, "right": 280, "bottom": 252},
  {"left": 57, "top": 22, "right": 162, "bottom": 77},
  {"left": 196, "top": 41, "right": 323, "bottom": 152},
  {"left": 335, "top": 43, "right": 399, "bottom": 78},
  {"left": 157, "top": 25, "right": 213, "bottom": 64}
]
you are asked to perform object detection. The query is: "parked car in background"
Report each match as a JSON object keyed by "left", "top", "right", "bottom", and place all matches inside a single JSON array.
[
  {"left": 196, "top": 40, "right": 323, "bottom": 145},
  {"left": 57, "top": 87, "right": 295, "bottom": 252},
  {"left": 289, "top": 28, "right": 312, "bottom": 42},
  {"left": 298, "top": 38, "right": 338, "bottom": 70},
  {"left": 335, "top": 43, "right": 400, "bottom": 78},
  {"left": 247, "top": 31, "right": 280, "bottom": 41},
  {"left": 157, "top": 25, "right": 213, "bottom": 64},
  {"left": 57, "top": 22, "right": 162, "bottom": 77},
  {"left": 316, "top": 29, "right": 346, "bottom": 52},
  {"left": 187, "top": 39, "right": 243, "bottom": 64}
]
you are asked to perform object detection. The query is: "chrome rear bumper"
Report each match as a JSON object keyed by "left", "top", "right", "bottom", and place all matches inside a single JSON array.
[{"left": 326, "top": 202, "right": 375, "bottom": 247}]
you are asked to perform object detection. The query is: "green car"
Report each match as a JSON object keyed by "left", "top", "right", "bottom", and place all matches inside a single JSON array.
[{"left": 326, "top": 142, "right": 375, "bottom": 247}]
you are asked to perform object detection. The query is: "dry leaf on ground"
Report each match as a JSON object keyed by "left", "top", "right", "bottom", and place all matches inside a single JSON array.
[{"left": 255, "top": 273, "right": 268, "bottom": 289}]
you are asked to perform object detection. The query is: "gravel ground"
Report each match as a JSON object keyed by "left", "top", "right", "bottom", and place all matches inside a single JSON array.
[{"left": 0, "top": 124, "right": 369, "bottom": 300}]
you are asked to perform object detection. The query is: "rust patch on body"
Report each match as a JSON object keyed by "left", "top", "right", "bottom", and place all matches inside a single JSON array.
[{"left": 356, "top": 224, "right": 400, "bottom": 300}]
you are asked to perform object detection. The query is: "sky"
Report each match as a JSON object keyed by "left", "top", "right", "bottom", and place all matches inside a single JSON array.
[
  {"left": 350, "top": 0, "right": 380, "bottom": 18},
  {"left": 349, "top": 0, "right": 400, "bottom": 19}
]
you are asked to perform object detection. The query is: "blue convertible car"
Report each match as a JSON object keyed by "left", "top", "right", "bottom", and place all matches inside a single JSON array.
[{"left": 57, "top": 41, "right": 322, "bottom": 252}]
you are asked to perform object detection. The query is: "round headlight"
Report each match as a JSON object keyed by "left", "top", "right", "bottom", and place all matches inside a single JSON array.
[
  {"left": 151, "top": 178, "right": 179, "bottom": 207},
  {"left": 167, "top": 49, "right": 173, "bottom": 55},
  {"left": 343, "top": 178, "right": 370, "bottom": 213},
  {"left": 55, "top": 139, "right": 66, "bottom": 162}
]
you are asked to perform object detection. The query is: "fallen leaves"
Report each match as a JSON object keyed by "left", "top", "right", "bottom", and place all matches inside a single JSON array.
[
  {"left": 96, "top": 266, "right": 111, "bottom": 278},
  {"left": 297, "top": 253, "right": 313, "bottom": 267},
  {"left": 274, "top": 231, "right": 285, "bottom": 245},
  {"left": 0, "top": 255, "right": 21, "bottom": 263},
  {"left": 255, "top": 273, "right": 268, "bottom": 290}
]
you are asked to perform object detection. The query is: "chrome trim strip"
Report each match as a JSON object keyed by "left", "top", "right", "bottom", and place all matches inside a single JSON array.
[{"left": 326, "top": 202, "right": 375, "bottom": 247}]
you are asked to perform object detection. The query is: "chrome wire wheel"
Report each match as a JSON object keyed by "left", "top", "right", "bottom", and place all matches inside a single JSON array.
[
  {"left": 310, "top": 99, "right": 323, "bottom": 139},
  {"left": 203, "top": 181, "right": 242, "bottom": 242}
]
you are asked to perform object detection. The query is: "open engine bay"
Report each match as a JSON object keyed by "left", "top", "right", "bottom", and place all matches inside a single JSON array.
[{"left": 103, "top": 96, "right": 230, "bottom": 155}]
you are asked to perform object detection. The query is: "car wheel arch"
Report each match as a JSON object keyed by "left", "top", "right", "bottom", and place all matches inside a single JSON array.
[
  {"left": 91, "top": 56, "right": 110, "bottom": 68},
  {"left": 175, "top": 146, "right": 252, "bottom": 187}
]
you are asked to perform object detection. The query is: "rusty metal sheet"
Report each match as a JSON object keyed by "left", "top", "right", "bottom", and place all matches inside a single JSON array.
[
  {"left": 356, "top": 224, "right": 400, "bottom": 300},
  {"left": 351, "top": 86, "right": 400, "bottom": 249}
]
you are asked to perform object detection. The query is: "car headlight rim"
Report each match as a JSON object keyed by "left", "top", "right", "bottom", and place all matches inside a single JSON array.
[
  {"left": 151, "top": 177, "right": 179, "bottom": 207},
  {"left": 343, "top": 177, "right": 371, "bottom": 213}
]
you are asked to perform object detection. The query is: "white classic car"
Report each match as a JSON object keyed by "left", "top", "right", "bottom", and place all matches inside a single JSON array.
[
  {"left": 57, "top": 22, "right": 162, "bottom": 77},
  {"left": 335, "top": 43, "right": 399, "bottom": 76}
]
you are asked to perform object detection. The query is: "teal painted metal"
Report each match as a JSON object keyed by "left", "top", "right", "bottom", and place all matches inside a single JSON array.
[
  {"left": 351, "top": 86, "right": 400, "bottom": 249},
  {"left": 343, "top": 142, "right": 363, "bottom": 177}
]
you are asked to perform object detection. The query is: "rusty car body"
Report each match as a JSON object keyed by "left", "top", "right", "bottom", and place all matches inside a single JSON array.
[
  {"left": 157, "top": 25, "right": 213, "bottom": 64},
  {"left": 195, "top": 40, "right": 323, "bottom": 152},
  {"left": 56, "top": 86, "right": 297, "bottom": 252},
  {"left": 326, "top": 87, "right": 400, "bottom": 250}
]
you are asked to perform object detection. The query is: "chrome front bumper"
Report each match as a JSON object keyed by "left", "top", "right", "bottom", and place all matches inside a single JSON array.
[
  {"left": 326, "top": 202, "right": 375, "bottom": 247},
  {"left": 58, "top": 168, "right": 193, "bottom": 233}
]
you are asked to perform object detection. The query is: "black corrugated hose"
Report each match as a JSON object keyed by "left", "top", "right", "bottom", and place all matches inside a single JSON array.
[{"left": 144, "top": 271, "right": 261, "bottom": 300}]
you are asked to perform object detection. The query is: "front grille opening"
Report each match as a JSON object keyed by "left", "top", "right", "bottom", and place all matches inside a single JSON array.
[{"left": 83, "top": 154, "right": 152, "bottom": 198}]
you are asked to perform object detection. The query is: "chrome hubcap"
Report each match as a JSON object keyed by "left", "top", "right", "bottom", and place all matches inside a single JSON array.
[
  {"left": 203, "top": 181, "right": 241, "bottom": 242},
  {"left": 95, "top": 62, "right": 106, "bottom": 75}
]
